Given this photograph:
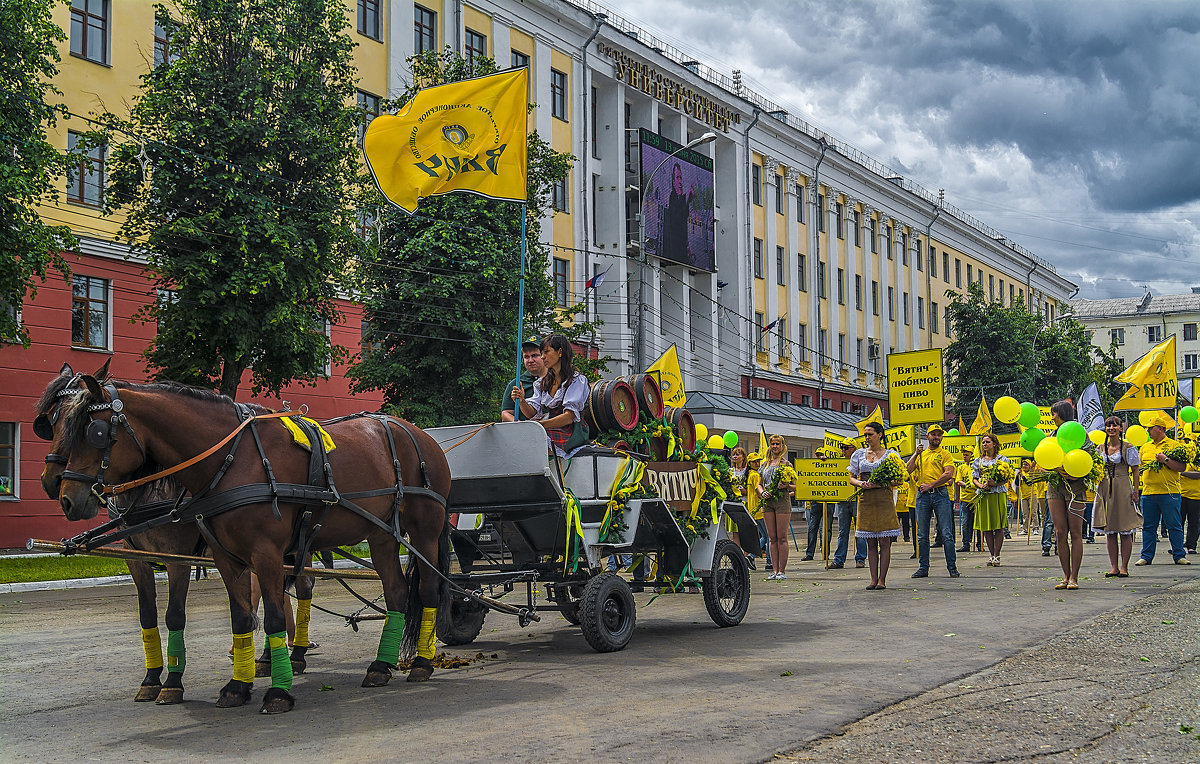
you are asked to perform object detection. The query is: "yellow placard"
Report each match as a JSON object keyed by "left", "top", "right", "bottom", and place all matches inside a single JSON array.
[
  {"left": 939, "top": 435, "right": 979, "bottom": 463},
  {"left": 885, "top": 425, "right": 916, "bottom": 457},
  {"left": 793, "top": 458, "right": 855, "bottom": 502},
  {"left": 887, "top": 348, "right": 945, "bottom": 426},
  {"left": 996, "top": 431, "right": 1028, "bottom": 458}
]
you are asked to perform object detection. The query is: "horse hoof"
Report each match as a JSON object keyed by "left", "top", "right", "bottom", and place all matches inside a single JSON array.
[
  {"left": 135, "top": 684, "right": 162, "bottom": 702},
  {"left": 290, "top": 658, "right": 307, "bottom": 675},
  {"left": 361, "top": 659, "right": 393, "bottom": 687},
  {"left": 216, "top": 679, "right": 252, "bottom": 708},
  {"left": 155, "top": 687, "right": 184, "bottom": 705},
  {"left": 259, "top": 687, "right": 294, "bottom": 714},
  {"left": 406, "top": 656, "right": 434, "bottom": 683},
  {"left": 254, "top": 660, "right": 272, "bottom": 678}
]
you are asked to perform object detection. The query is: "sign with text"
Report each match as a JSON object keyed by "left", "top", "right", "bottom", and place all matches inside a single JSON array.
[
  {"left": 793, "top": 458, "right": 855, "bottom": 503},
  {"left": 997, "top": 431, "right": 1028, "bottom": 458},
  {"left": 643, "top": 461, "right": 699, "bottom": 513},
  {"left": 938, "top": 435, "right": 979, "bottom": 463},
  {"left": 887, "top": 349, "right": 945, "bottom": 426}
]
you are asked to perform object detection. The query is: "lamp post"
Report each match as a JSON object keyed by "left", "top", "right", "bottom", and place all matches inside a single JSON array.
[{"left": 632, "top": 131, "right": 717, "bottom": 371}]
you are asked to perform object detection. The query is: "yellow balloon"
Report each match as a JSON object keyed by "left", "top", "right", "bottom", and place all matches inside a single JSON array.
[
  {"left": 1034, "top": 438, "right": 1064, "bottom": 470},
  {"left": 1126, "top": 424, "right": 1149, "bottom": 447},
  {"left": 993, "top": 396, "right": 1021, "bottom": 424},
  {"left": 1087, "top": 429, "right": 1106, "bottom": 446},
  {"left": 1063, "top": 449, "right": 1092, "bottom": 478},
  {"left": 707, "top": 434, "right": 725, "bottom": 449},
  {"left": 1138, "top": 410, "right": 1157, "bottom": 427},
  {"left": 694, "top": 423, "right": 708, "bottom": 443}
]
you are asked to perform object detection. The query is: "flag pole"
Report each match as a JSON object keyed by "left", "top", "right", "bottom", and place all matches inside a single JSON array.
[{"left": 513, "top": 204, "right": 528, "bottom": 419}]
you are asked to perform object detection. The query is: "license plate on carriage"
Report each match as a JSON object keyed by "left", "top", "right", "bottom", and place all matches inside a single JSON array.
[{"left": 478, "top": 533, "right": 494, "bottom": 542}]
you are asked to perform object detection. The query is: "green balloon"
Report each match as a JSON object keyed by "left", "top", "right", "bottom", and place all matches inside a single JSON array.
[
  {"left": 723, "top": 431, "right": 738, "bottom": 448},
  {"left": 1018, "top": 402, "right": 1041, "bottom": 429},
  {"left": 1056, "top": 421, "right": 1086, "bottom": 451},
  {"left": 1019, "top": 428, "right": 1045, "bottom": 452},
  {"left": 1181, "top": 406, "right": 1199, "bottom": 423},
  {"left": 947, "top": 428, "right": 960, "bottom": 436}
]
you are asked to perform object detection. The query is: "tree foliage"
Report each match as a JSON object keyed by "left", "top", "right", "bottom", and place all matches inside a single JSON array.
[
  {"left": 349, "top": 49, "right": 610, "bottom": 427},
  {"left": 0, "top": 0, "right": 76, "bottom": 346},
  {"left": 944, "top": 282, "right": 1093, "bottom": 420},
  {"left": 105, "top": 0, "right": 365, "bottom": 397}
]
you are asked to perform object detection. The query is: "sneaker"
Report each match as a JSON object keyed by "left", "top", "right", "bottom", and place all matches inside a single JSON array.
[
  {"left": 957, "top": 546, "right": 970, "bottom": 553},
  {"left": 767, "top": 572, "right": 779, "bottom": 580},
  {"left": 1134, "top": 559, "right": 1149, "bottom": 566},
  {"left": 1041, "top": 549, "right": 1051, "bottom": 557},
  {"left": 948, "top": 570, "right": 961, "bottom": 578},
  {"left": 1175, "top": 558, "right": 1191, "bottom": 565},
  {"left": 855, "top": 561, "right": 866, "bottom": 568},
  {"left": 828, "top": 562, "right": 844, "bottom": 569},
  {"left": 911, "top": 569, "right": 929, "bottom": 578},
  {"left": 800, "top": 555, "right": 814, "bottom": 561},
  {"left": 909, "top": 552, "right": 917, "bottom": 559},
  {"left": 745, "top": 556, "right": 756, "bottom": 570},
  {"left": 775, "top": 572, "right": 787, "bottom": 580}
]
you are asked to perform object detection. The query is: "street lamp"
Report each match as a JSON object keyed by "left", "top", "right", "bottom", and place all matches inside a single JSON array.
[{"left": 632, "top": 131, "right": 718, "bottom": 371}]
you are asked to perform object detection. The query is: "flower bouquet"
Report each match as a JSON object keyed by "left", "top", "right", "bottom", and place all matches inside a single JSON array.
[
  {"left": 849, "top": 452, "right": 907, "bottom": 500},
  {"left": 987, "top": 459, "right": 1015, "bottom": 489},
  {"left": 1147, "top": 441, "right": 1197, "bottom": 473},
  {"left": 764, "top": 463, "right": 797, "bottom": 501}
]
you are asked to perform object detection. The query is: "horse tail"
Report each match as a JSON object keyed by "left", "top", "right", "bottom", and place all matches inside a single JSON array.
[{"left": 400, "top": 513, "right": 450, "bottom": 659}]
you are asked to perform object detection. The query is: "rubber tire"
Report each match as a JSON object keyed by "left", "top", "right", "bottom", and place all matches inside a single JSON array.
[
  {"left": 439, "top": 597, "right": 487, "bottom": 646},
  {"left": 579, "top": 572, "right": 636, "bottom": 652},
  {"left": 559, "top": 599, "right": 581, "bottom": 625},
  {"left": 703, "top": 538, "right": 751, "bottom": 627}
]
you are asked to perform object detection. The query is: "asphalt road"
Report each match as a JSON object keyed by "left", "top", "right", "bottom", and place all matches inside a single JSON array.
[{"left": 1, "top": 540, "right": 1197, "bottom": 763}]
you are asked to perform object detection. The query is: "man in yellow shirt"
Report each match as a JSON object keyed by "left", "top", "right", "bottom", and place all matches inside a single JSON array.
[
  {"left": 906, "top": 424, "right": 959, "bottom": 577},
  {"left": 955, "top": 443, "right": 978, "bottom": 553},
  {"left": 1136, "top": 420, "right": 1190, "bottom": 565},
  {"left": 1182, "top": 435, "right": 1200, "bottom": 555}
]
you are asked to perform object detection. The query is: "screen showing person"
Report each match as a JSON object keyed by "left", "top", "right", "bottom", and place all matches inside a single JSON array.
[{"left": 638, "top": 128, "right": 716, "bottom": 272}]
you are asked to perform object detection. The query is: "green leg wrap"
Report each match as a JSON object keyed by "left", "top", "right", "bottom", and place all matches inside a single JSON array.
[
  {"left": 267, "top": 632, "right": 292, "bottom": 690},
  {"left": 375, "top": 610, "right": 405, "bottom": 666},
  {"left": 166, "top": 629, "right": 185, "bottom": 675}
]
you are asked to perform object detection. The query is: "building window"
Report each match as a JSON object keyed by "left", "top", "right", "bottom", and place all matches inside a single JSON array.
[
  {"left": 836, "top": 201, "right": 845, "bottom": 239},
  {"left": 1185, "top": 323, "right": 1198, "bottom": 341},
  {"left": 0, "top": 422, "right": 15, "bottom": 498},
  {"left": 752, "top": 164, "right": 762, "bottom": 206},
  {"left": 775, "top": 174, "right": 783, "bottom": 213},
  {"left": 357, "top": 0, "right": 382, "bottom": 39},
  {"left": 989, "top": 274, "right": 995, "bottom": 301},
  {"left": 754, "top": 312, "right": 765, "bottom": 352},
  {"left": 776, "top": 322, "right": 787, "bottom": 359},
  {"left": 1185, "top": 354, "right": 1199, "bottom": 371},
  {"left": 414, "top": 5, "right": 436, "bottom": 52},
  {"left": 916, "top": 240, "right": 923, "bottom": 271},
  {"left": 888, "top": 286, "right": 895, "bottom": 320},
  {"left": 856, "top": 338, "right": 863, "bottom": 366},
  {"left": 901, "top": 232, "right": 909, "bottom": 265},
  {"left": 838, "top": 333, "right": 846, "bottom": 366},
  {"left": 870, "top": 218, "right": 878, "bottom": 253},
  {"left": 795, "top": 185, "right": 805, "bottom": 222},
  {"left": 550, "top": 69, "right": 568, "bottom": 121},
  {"left": 943, "top": 252, "right": 950, "bottom": 283},
  {"left": 1147, "top": 325, "right": 1163, "bottom": 343},
  {"left": 917, "top": 296, "right": 925, "bottom": 329},
  {"left": 931, "top": 301, "right": 939, "bottom": 334},
  {"left": 1109, "top": 328, "right": 1125, "bottom": 346},
  {"left": 886, "top": 225, "right": 893, "bottom": 260},
  {"left": 356, "top": 91, "right": 380, "bottom": 146},
  {"left": 360, "top": 320, "right": 382, "bottom": 357},
  {"left": 998, "top": 278, "right": 1005, "bottom": 304},
  {"left": 776, "top": 246, "right": 786, "bottom": 286},
  {"left": 553, "top": 258, "right": 569, "bottom": 307},
  {"left": 837, "top": 268, "right": 845, "bottom": 305},
  {"left": 71, "top": 275, "right": 109, "bottom": 350},
  {"left": 551, "top": 177, "right": 568, "bottom": 212},
  {"left": 797, "top": 253, "right": 807, "bottom": 292},
  {"left": 153, "top": 20, "right": 178, "bottom": 68},
  {"left": 70, "top": 0, "right": 108, "bottom": 64},
  {"left": 797, "top": 323, "right": 808, "bottom": 361},
  {"left": 818, "top": 329, "right": 828, "bottom": 360},
  {"left": 872, "top": 281, "right": 880, "bottom": 316},
  {"left": 817, "top": 194, "right": 825, "bottom": 232},
  {"left": 903, "top": 292, "right": 910, "bottom": 325},
  {"left": 955, "top": 259, "right": 962, "bottom": 287},
  {"left": 753, "top": 238, "right": 763, "bottom": 279},
  {"left": 855, "top": 274, "right": 863, "bottom": 310},
  {"left": 967, "top": 263, "right": 973, "bottom": 286},
  {"left": 801, "top": 394, "right": 813, "bottom": 407},
  {"left": 817, "top": 261, "right": 826, "bottom": 299},
  {"left": 944, "top": 306, "right": 952, "bottom": 338},
  {"left": 1009, "top": 283, "right": 1015, "bottom": 306},
  {"left": 464, "top": 28, "right": 487, "bottom": 67},
  {"left": 929, "top": 246, "right": 937, "bottom": 278},
  {"left": 853, "top": 210, "right": 862, "bottom": 247},
  {"left": 66, "top": 131, "right": 106, "bottom": 207},
  {"left": 512, "top": 49, "right": 529, "bottom": 70},
  {"left": 779, "top": 391, "right": 790, "bottom": 404}
]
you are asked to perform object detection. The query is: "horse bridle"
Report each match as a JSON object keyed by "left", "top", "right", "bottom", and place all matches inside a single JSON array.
[{"left": 44, "top": 381, "right": 147, "bottom": 502}]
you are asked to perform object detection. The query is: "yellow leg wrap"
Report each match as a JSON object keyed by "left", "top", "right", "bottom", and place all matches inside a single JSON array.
[
  {"left": 293, "top": 598, "right": 311, "bottom": 648},
  {"left": 141, "top": 627, "right": 163, "bottom": 670},
  {"left": 231, "top": 632, "right": 255, "bottom": 683},
  {"left": 417, "top": 607, "right": 437, "bottom": 660}
]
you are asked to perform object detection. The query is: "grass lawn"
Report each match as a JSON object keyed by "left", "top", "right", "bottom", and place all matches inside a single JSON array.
[{"left": 0, "top": 543, "right": 375, "bottom": 585}]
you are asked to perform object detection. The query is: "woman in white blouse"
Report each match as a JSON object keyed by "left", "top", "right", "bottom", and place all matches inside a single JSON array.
[
  {"left": 1093, "top": 415, "right": 1142, "bottom": 578},
  {"left": 512, "top": 334, "right": 590, "bottom": 457},
  {"left": 847, "top": 422, "right": 904, "bottom": 590}
]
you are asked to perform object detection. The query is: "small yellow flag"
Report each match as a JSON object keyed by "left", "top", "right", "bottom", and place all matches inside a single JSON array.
[
  {"left": 969, "top": 394, "right": 993, "bottom": 435},
  {"left": 758, "top": 425, "right": 769, "bottom": 461},
  {"left": 855, "top": 404, "right": 885, "bottom": 436},
  {"left": 957, "top": 415, "right": 968, "bottom": 435},
  {"left": 647, "top": 344, "right": 686, "bottom": 408},
  {"left": 1114, "top": 335, "right": 1178, "bottom": 412},
  {"left": 364, "top": 69, "right": 528, "bottom": 213}
]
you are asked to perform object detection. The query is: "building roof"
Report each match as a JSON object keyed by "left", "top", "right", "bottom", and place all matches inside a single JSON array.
[
  {"left": 684, "top": 391, "right": 862, "bottom": 429},
  {"left": 1071, "top": 292, "right": 1200, "bottom": 319}
]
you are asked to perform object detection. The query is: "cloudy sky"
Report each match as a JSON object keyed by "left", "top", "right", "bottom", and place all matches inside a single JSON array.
[{"left": 596, "top": 0, "right": 1200, "bottom": 300}]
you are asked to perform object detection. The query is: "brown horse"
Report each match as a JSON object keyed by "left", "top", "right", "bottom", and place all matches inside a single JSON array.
[
  {"left": 36, "top": 365, "right": 319, "bottom": 705},
  {"left": 47, "top": 371, "right": 451, "bottom": 714}
]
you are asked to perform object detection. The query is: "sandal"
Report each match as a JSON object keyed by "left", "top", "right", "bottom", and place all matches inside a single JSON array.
[
  {"left": 1066, "top": 582, "right": 1079, "bottom": 590},
  {"left": 1104, "top": 572, "right": 1119, "bottom": 578},
  {"left": 1054, "top": 582, "right": 1069, "bottom": 590}
]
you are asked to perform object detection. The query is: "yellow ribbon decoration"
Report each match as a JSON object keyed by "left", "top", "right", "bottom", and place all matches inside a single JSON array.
[{"left": 562, "top": 490, "right": 585, "bottom": 574}]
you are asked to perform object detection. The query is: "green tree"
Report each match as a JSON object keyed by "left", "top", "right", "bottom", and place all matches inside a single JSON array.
[
  {"left": 0, "top": 0, "right": 77, "bottom": 346},
  {"left": 349, "top": 49, "right": 609, "bottom": 427},
  {"left": 105, "top": 0, "right": 364, "bottom": 397},
  {"left": 944, "top": 282, "right": 1092, "bottom": 419}
]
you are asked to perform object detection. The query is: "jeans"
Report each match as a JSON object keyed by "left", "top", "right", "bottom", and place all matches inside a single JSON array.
[
  {"left": 1041, "top": 507, "right": 1055, "bottom": 551},
  {"left": 756, "top": 518, "right": 773, "bottom": 567},
  {"left": 1140, "top": 493, "right": 1186, "bottom": 562},
  {"left": 915, "top": 487, "right": 956, "bottom": 571},
  {"left": 958, "top": 500, "right": 975, "bottom": 548},
  {"left": 1083, "top": 502, "right": 1094, "bottom": 540},
  {"left": 805, "top": 503, "right": 829, "bottom": 557},
  {"left": 832, "top": 501, "right": 867, "bottom": 565}
]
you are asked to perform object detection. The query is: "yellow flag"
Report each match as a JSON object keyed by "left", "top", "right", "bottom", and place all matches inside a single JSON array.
[
  {"left": 647, "top": 344, "right": 686, "bottom": 407},
  {"left": 957, "top": 415, "right": 968, "bottom": 435},
  {"left": 364, "top": 69, "right": 528, "bottom": 213},
  {"left": 855, "top": 404, "right": 885, "bottom": 436},
  {"left": 969, "top": 394, "right": 993, "bottom": 435},
  {"left": 758, "top": 426, "right": 769, "bottom": 460},
  {"left": 1114, "top": 335, "right": 1178, "bottom": 412}
]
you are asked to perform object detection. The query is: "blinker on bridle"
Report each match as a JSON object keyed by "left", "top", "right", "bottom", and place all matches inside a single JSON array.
[{"left": 56, "top": 382, "right": 147, "bottom": 501}]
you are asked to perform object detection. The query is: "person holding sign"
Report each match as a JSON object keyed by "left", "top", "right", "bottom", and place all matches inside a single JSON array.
[
  {"left": 971, "top": 434, "right": 1012, "bottom": 567},
  {"left": 906, "top": 424, "right": 960, "bottom": 578},
  {"left": 848, "top": 423, "right": 905, "bottom": 589}
]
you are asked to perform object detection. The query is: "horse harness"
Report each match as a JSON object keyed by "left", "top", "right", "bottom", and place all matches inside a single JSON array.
[{"left": 56, "top": 386, "right": 447, "bottom": 575}]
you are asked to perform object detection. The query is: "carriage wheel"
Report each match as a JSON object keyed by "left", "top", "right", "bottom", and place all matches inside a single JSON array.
[
  {"left": 579, "top": 572, "right": 636, "bottom": 652},
  {"left": 702, "top": 539, "right": 750, "bottom": 627},
  {"left": 439, "top": 597, "right": 487, "bottom": 646}
]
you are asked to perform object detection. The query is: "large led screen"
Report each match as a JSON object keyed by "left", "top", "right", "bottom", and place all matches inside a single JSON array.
[{"left": 638, "top": 128, "right": 716, "bottom": 272}]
